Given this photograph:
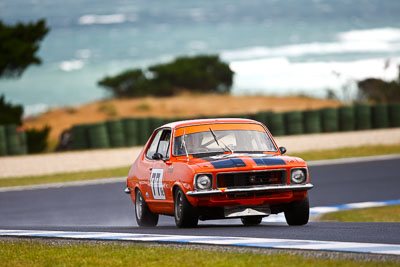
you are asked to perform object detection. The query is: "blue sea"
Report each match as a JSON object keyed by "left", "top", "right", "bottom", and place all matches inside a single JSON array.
[{"left": 1, "top": 0, "right": 400, "bottom": 116}]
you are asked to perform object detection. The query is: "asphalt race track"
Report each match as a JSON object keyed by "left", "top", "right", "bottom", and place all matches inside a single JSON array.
[{"left": 1, "top": 156, "right": 399, "bottom": 247}]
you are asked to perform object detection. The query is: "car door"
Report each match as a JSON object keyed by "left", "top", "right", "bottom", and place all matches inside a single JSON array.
[
  {"left": 140, "top": 129, "right": 162, "bottom": 201},
  {"left": 145, "top": 128, "right": 174, "bottom": 213}
]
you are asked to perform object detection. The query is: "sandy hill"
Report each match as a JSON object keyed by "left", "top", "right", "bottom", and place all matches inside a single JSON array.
[{"left": 23, "top": 94, "right": 341, "bottom": 144}]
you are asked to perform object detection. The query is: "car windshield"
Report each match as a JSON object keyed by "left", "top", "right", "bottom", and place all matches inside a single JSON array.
[{"left": 173, "top": 124, "right": 277, "bottom": 156}]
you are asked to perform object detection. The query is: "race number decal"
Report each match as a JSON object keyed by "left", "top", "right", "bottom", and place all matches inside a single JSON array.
[{"left": 150, "top": 169, "right": 165, "bottom": 200}]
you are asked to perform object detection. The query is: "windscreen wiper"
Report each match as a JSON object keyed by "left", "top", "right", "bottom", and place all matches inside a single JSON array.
[{"left": 209, "top": 127, "right": 233, "bottom": 154}]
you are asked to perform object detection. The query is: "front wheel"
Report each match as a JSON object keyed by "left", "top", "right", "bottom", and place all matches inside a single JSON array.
[
  {"left": 174, "top": 188, "right": 199, "bottom": 228},
  {"left": 284, "top": 196, "right": 309, "bottom": 226},
  {"left": 135, "top": 189, "right": 159, "bottom": 227}
]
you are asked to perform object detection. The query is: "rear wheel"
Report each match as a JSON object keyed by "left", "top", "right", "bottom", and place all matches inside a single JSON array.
[
  {"left": 135, "top": 189, "right": 159, "bottom": 227},
  {"left": 284, "top": 196, "right": 309, "bottom": 226},
  {"left": 174, "top": 188, "right": 199, "bottom": 228},
  {"left": 241, "top": 216, "right": 263, "bottom": 226}
]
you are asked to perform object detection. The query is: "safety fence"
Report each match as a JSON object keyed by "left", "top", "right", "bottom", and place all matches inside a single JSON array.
[
  {"left": 68, "top": 103, "right": 400, "bottom": 151},
  {"left": 0, "top": 125, "right": 28, "bottom": 156},
  {"left": 1, "top": 103, "right": 399, "bottom": 155}
]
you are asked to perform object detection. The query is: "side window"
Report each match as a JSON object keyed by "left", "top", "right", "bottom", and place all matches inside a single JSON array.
[
  {"left": 145, "top": 129, "right": 172, "bottom": 160},
  {"left": 146, "top": 130, "right": 162, "bottom": 159},
  {"left": 157, "top": 130, "right": 171, "bottom": 158}
]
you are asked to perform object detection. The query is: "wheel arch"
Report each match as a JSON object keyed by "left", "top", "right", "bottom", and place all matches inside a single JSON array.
[
  {"left": 172, "top": 184, "right": 184, "bottom": 199},
  {"left": 172, "top": 182, "right": 199, "bottom": 207},
  {"left": 131, "top": 184, "right": 145, "bottom": 203}
]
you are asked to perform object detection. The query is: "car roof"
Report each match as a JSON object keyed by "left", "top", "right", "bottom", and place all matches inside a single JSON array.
[{"left": 160, "top": 118, "right": 262, "bottom": 130}]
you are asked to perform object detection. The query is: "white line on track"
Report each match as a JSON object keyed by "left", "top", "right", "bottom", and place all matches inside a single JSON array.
[
  {"left": 0, "top": 229, "right": 399, "bottom": 255},
  {"left": 263, "top": 199, "right": 400, "bottom": 223}
]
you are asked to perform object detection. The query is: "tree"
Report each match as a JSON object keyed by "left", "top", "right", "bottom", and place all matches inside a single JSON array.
[
  {"left": 0, "top": 19, "right": 49, "bottom": 78},
  {"left": 99, "top": 69, "right": 150, "bottom": 98},
  {"left": 357, "top": 65, "right": 400, "bottom": 103},
  {"left": 98, "top": 55, "right": 234, "bottom": 98},
  {"left": 0, "top": 19, "right": 49, "bottom": 121},
  {"left": 0, "top": 19, "right": 50, "bottom": 154},
  {"left": 0, "top": 95, "right": 23, "bottom": 125},
  {"left": 149, "top": 55, "right": 234, "bottom": 94}
]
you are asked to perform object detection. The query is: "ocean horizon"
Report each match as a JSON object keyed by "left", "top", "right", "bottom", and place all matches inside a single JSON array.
[{"left": 1, "top": 0, "right": 400, "bottom": 116}]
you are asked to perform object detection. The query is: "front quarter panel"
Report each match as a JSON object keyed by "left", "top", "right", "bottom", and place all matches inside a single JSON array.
[{"left": 170, "top": 161, "right": 197, "bottom": 202}]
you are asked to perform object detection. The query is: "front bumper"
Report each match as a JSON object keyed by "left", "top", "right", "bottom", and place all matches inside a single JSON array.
[{"left": 186, "top": 183, "right": 313, "bottom": 197}]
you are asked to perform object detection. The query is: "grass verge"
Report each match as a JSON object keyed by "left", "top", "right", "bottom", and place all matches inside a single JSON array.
[
  {"left": 0, "top": 240, "right": 398, "bottom": 267},
  {"left": 1, "top": 144, "right": 399, "bottom": 188},
  {"left": 294, "top": 144, "right": 400, "bottom": 161},
  {"left": 0, "top": 166, "right": 130, "bottom": 188},
  {"left": 319, "top": 205, "right": 400, "bottom": 223}
]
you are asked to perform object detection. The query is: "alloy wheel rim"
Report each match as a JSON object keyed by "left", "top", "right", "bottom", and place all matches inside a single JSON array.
[
  {"left": 176, "top": 192, "right": 183, "bottom": 220},
  {"left": 136, "top": 193, "right": 143, "bottom": 219}
]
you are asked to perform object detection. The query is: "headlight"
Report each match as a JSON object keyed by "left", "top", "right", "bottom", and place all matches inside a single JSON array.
[
  {"left": 195, "top": 174, "right": 212, "bottom": 190},
  {"left": 291, "top": 169, "right": 306, "bottom": 184}
]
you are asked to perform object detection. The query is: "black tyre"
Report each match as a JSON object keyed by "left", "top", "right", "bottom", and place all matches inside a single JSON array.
[
  {"left": 284, "top": 196, "right": 310, "bottom": 226},
  {"left": 174, "top": 188, "right": 199, "bottom": 228},
  {"left": 241, "top": 216, "right": 263, "bottom": 226},
  {"left": 135, "top": 189, "right": 159, "bottom": 227}
]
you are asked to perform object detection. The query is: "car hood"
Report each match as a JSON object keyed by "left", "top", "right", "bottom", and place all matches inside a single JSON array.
[{"left": 187, "top": 153, "right": 305, "bottom": 170}]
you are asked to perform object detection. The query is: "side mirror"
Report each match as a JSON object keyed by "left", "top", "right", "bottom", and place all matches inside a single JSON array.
[
  {"left": 279, "top": 146, "right": 287, "bottom": 155},
  {"left": 152, "top": 152, "right": 163, "bottom": 160}
]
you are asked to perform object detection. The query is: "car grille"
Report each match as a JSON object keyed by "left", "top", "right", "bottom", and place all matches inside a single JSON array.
[{"left": 216, "top": 170, "right": 286, "bottom": 189}]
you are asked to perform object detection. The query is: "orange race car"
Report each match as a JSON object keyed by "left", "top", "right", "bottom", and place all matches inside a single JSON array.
[{"left": 125, "top": 118, "right": 313, "bottom": 228}]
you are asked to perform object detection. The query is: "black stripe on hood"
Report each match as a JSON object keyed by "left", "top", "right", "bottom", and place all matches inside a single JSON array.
[
  {"left": 210, "top": 158, "right": 246, "bottom": 169},
  {"left": 253, "top": 157, "right": 286, "bottom": 166}
]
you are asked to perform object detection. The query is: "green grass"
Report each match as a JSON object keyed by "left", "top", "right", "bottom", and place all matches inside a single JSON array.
[
  {"left": 320, "top": 205, "right": 400, "bottom": 223},
  {"left": 295, "top": 144, "right": 400, "bottom": 161},
  {"left": 0, "top": 240, "right": 397, "bottom": 267},
  {"left": 0, "top": 166, "right": 130, "bottom": 188},
  {"left": 0, "top": 144, "right": 399, "bottom": 188}
]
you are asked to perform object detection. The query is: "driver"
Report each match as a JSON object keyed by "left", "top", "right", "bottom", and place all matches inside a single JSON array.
[
  {"left": 185, "top": 133, "right": 203, "bottom": 154},
  {"left": 175, "top": 132, "right": 204, "bottom": 155}
]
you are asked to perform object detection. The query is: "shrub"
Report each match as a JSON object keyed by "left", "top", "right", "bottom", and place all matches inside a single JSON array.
[
  {"left": 26, "top": 125, "right": 50, "bottom": 153},
  {"left": 135, "top": 102, "right": 151, "bottom": 111},
  {"left": 98, "top": 102, "right": 117, "bottom": 117}
]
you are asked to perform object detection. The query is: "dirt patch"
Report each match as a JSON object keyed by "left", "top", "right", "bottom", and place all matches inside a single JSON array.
[{"left": 23, "top": 93, "right": 341, "bottom": 141}]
